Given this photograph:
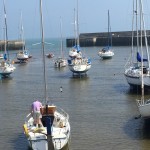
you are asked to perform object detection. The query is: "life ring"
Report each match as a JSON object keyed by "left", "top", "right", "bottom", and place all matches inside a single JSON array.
[{"left": 33, "top": 127, "right": 45, "bottom": 133}]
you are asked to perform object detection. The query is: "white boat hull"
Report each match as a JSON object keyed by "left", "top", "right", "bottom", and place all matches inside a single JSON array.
[
  {"left": 124, "top": 67, "right": 150, "bottom": 88},
  {"left": 68, "top": 57, "right": 91, "bottom": 74},
  {"left": 143, "top": 76, "right": 150, "bottom": 87},
  {"left": 137, "top": 100, "right": 150, "bottom": 118},
  {"left": 68, "top": 64, "right": 91, "bottom": 73},
  {"left": 17, "top": 52, "right": 29, "bottom": 61},
  {"left": 0, "top": 54, "right": 3, "bottom": 59},
  {"left": 98, "top": 50, "right": 114, "bottom": 59},
  {"left": 54, "top": 58, "right": 67, "bottom": 68},
  {"left": 28, "top": 137, "right": 48, "bottom": 150},
  {"left": 23, "top": 106, "right": 70, "bottom": 150},
  {"left": 0, "top": 61, "right": 15, "bottom": 76},
  {"left": 124, "top": 74, "right": 141, "bottom": 86}
]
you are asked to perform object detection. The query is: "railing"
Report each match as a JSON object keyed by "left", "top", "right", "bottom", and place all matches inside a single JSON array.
[
  {"left": 24, "top": 113, "right": 32, "bottom": 125},
  {"left": 56, "top": 107, "right": 69, "bottom": 120}
]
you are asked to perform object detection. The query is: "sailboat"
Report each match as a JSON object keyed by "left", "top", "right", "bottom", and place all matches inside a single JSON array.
[
  {"left": 0, "top": 53, "right": 3, "bottom": 59},
  {"left": 54, "top": 17, "right": 67, "bottom": 68},
  {"left": 124, "top": 0, "right": 150, "bottom": 89},
  {"left": 98, "top": 10, "right": 114, "bottom": 59},
  {"left": 16, "top": 12, "right": 30, "bottom": 63},
  {"left": 23, "top": 1, "right": 70, "bottom": 150},
  {"left": 68, "top": 0, "right": 91, "bottom": 75},
  {"left": 0, "top": 0, "right": 15, "bottom": 77},
  {"left": 136, "top": 0, "right": 150, "bottom": 118}
]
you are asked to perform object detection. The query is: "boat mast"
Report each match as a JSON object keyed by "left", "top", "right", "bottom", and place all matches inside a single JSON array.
[
  {"left": 107, "top": 10, "right": 110, "bottom": 48},
  {"left": 60, "top": 16, "right": 63, "bottom": 58},
  {"left": 74, "top": 8, "right": 77, "bottom": 46},
  {"left": 76, "top": 0, "right": 80, "bottom": 47},
  {"left": 131, "top": 0, "right": 135, "bottom": 64},
  {"left": 3, "top": 0, "right": 9, "bottom": 60},
  {"left": 20, "top": 12, "right": 25, "bottom": 51},
  {"left": 136, "top": 0, "right": 139, "bottom": 62},
  {"left": 39, "top": 0, "right": 48, "bottom": 105},
  {"left": 40, "top": 1, "right": 54, "bottom": 149},
  {"left": 140, "top": 0, "right": 150, "bottom": 68},
  {"left": 139, "top": 0, "right": 144, "bottom": 104}
]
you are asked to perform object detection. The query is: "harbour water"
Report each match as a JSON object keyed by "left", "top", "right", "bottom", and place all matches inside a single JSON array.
[{"left": 0, "top": 38, "right": 150, "bottom": 150}]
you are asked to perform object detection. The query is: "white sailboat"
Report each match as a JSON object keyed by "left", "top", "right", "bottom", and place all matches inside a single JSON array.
[
  {"left": 124, "top": 0, "right": 150, "bottom": 88},
  {"left": 0, "top": 53, "right": 3, "bottom": 59},
  {"left": 0, "top": 0, "right": 15, "bottom": 77},
  {"left": 16, "top": 12, "right": 29, "bottom": 63},
  {"left": 68, "top": 0, "right": 91, "bottom": 75},
  {"left": 23, "top": 1, "right": 71, "bottom": 150},
  {"left": 98, "top": 10, "right": 114, "bottom": 59},
  {"left": 136, "top": 0, "right": 150, "bottom": 118},
  {"left": 54, "top": 17, "right": 67, "bottom": 68}
]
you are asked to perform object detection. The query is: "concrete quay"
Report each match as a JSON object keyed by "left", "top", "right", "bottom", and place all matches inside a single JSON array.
[
  {"left": 0, "top": 40, "right": 24, "bottom": 50},
  {"left": 66, "top": 30, "right": 150, "bottom": 47}
]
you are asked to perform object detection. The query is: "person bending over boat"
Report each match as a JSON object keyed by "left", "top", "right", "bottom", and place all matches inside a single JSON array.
[{"left": 31, "top": 100, "right": 43, "bottom": 128}]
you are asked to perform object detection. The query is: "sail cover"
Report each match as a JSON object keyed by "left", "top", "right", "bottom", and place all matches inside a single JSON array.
[
  {"left": 4, "top": 53, "right": 7, "bottom": 60},
  {"left": 137, "top": 52, "right": 148, "bottom": 62},
  {"left": 73, "top": 45, "right": 80, "bottom": 52}
]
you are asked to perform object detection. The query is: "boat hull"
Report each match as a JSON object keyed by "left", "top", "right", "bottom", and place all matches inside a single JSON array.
[
  {"left": 0, "top": 62, "right": 15, "bottom": 76},
  {"left": 27, "top": 137, "right": 70, "bottom": 150},
  {"left": 23, "top": 106, "right": 70, "bottom": 150},
  {"left": 124, "top": 67, "right": 150, "bottom": 88},
  {"left": 28, "top": 138, "right": 48, "bottom": 150},
  {"left": 124, "top": 74, "right": 141, "bottom": 86},
  {"left": 137, "top": 100, "right": 150, "bottom": 118},
  {"left": 0, "top": 54, "right": 3, "bottom": 59},
  {"left": 54, "top": 58, "right": 67, "bottom": 68},
  {"left": 68, "top": 64, "right": 91, "bottom": 73},
  {"left": 98, "top": 51, "right": 114, "bottom": 59},
  {"left": 17, "top": 54, "right": 29, "bottom": 61}
]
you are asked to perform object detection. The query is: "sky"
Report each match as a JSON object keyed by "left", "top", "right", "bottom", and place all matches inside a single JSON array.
[{"left": 0, "top": 0, "right": 150, "bottom": 40}]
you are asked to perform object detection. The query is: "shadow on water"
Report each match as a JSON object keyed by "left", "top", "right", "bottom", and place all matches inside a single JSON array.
[
  {"left": 11, "top": 133, "right": 29, "bottom": 150},
  {"left": 113, "top": 82, "right": 150, "bottom": 96},
  {"left": 113, "top": 83, "right": 129, "bottom": 94},
  {"left": 16, "top": 62, "right": 28, "bottom": 67},
  {"left": 99, "top": 57, "right": 113, "bottom": 62},
  {"left": 70, "top": 73, "right": 90, "bottom": 79},
  {"left": 54, "top": 66, "right": 68, "bottom": 72},
  {"left": 126, "top": 86, "right": 150, "bottom": 96},
  {"left": 0, "top": 75, "right": 13, "bottom": 81},
  {"left": 124, "top": 117, "right": 150, "bottom": 140}
]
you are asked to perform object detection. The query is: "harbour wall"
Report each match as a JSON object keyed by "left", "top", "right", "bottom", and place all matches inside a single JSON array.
[
  {"left": 66, "top": 30, "right": 150, "bottom": 47},
  {"left": 0, "top": 40, "right": 24, "bottom": 50}
]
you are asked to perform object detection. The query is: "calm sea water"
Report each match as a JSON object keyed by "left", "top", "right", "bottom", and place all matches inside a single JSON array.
[{"left": 0, "top": 38, "right": 150, "bottom": 150}]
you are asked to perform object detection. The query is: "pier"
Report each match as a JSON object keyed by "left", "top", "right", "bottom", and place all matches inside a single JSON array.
[
  {"left": 0, "top": 40, "right": 24, "bottom": 50},
  {"left": 66, "top": 30, "right": 150, "bottom": 47}
]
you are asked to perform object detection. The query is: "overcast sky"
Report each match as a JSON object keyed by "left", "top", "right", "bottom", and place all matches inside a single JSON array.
[{"left": 0, "top": 0, "right": 150, "bottom": 40}]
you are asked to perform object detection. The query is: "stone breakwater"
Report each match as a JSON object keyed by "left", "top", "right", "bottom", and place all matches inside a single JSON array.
[
  {"left": 0, "top": 40, "right": 24, "bottom": 50},
  {"left": 66, "top": 30, "right": 150, "bottom": 47}
]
